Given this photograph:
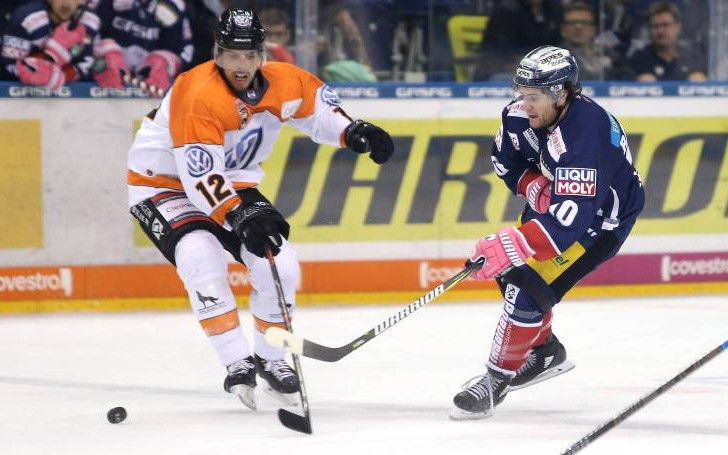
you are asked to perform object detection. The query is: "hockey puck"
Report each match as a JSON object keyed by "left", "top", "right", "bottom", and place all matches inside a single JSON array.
[{"left": 107, "top": 407, "right": 127, "bottom": 424}]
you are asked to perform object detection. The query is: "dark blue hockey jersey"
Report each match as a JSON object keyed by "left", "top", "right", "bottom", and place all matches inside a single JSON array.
[
  {"left": 491, "top": 95, "right": 645, "bottom": 260},
  {"left": 1, "top": 0, "right": 101, "bottom": 81},
  {"left": 90, "top": 0, "right": 193, "bottom": 72}
]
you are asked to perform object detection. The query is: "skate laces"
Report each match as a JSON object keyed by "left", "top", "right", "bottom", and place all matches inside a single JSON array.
[
  {"left": 461, "top": 374, "right": 496, "bottom": 401},
  {"left": 264, "top": 359, "right": 296, "bottom": 381},
  {"left": 227, "top": 357, "right": 255, "bottom": 375},
  {"left": 516, "top": 350, "right": 538, "bottom": 375}
]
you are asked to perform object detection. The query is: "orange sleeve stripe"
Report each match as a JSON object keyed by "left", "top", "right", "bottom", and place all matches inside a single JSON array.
[
  {"left": 200, "top": 309, "right": 240, "bottom": 336},
  {"left": 519, "top": 220, "right": 560, "bottom": 260},
  {"left": 253, "top": 316, "right": 287, "bottom": 333},
  {"left": 233, "top": 181, "right": 258, "bottom": 189},
  {"left": 210, "top": 196, "right": 242, "bottom": 225},
  {"left": 127, "top": 170, "right": 184, "bottom": 190}
]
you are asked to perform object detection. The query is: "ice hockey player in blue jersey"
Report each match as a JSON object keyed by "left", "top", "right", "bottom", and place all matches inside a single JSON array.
[
  {"left": 450, "top": 45, "right": 645, "bottom": 420},
  {"left": 89, "top": 0, "right": 193, "bottom": 95},
  {"left": 1, "top": 0, "right": 101, "bottom": 89}
]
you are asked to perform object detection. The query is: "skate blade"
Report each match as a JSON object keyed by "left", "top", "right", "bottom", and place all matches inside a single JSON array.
[
  {"left": 449, "top": 407, "right": 494, "bottom": 421},
  {"left": 510, "top": 358, "right": 576, "bottom": 391},
  {"left": 229, "top": 384, "right": 257, "bottom": 411},
  {"left": 263, "top": 384, "right": 299, "bottom": 407}
]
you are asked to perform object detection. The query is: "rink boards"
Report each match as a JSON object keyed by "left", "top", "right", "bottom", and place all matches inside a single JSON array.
[{"left": 1, "top": 83, "right": 727, "bottom": 310}]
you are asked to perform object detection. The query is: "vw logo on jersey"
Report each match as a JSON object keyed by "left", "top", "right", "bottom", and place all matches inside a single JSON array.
[
  {"left": 226, "top": 128, "right": 263, "bottom": 169},
  {"left": 320, "top": 85, "right": 341, "bottom": 106},
  {"left": 185, "top": 146, "right": 214, "bottom": 177}
]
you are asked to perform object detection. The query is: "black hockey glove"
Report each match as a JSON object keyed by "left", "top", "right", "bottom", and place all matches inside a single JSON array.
[
  {"left": 226, "top": 201, "right": 290, "bottom": 258},
  {"left": 344, "top": 119, "right": 394, "bottom": 164}
]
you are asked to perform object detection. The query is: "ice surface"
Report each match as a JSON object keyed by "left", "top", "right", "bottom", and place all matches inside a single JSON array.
[{"left": 1, "top": 295, "right": 726, "bottom": 454}]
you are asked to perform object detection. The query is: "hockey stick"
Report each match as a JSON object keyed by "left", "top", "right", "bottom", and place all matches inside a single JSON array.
[
  {"left": 265, "top": 256, "right": 485, "bottom": 362},
  {"left": 560, "top": 339, "right": 728, "bottom": 454},
  {"left": 265, "top": 248, "right": 312, "bottom": 435}
]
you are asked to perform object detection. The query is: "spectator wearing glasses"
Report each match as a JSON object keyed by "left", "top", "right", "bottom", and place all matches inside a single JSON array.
[
  {"left": 259, "top": 7, "right": 294, "bottom": 64},
  {"left": 559, "top": 1, "right": 631, "bottom": 80},
  {"left": 628, "top": 1, "right": 706, "bottom": 81}
]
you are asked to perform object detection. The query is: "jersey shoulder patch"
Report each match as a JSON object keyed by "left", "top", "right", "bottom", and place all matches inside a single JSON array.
[
  {"left": 506, "top": 100, "right": 528, "bottom": 118},
  {"left": 258, "top": 62, "right": 324, "bottom": 120}
]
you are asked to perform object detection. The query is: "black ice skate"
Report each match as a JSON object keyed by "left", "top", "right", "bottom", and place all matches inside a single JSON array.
[
  {"left": 255, "top": 354, "right": 300, "bottom": 405},
  {"left": 224, "top": 356, "right": 257, "bottom": 410},
  {"left": 510, "top": 333, "right": 575, "bottom": 391},
  {"left": 450, "top": 368, "right": 512, "bottom": 421}
]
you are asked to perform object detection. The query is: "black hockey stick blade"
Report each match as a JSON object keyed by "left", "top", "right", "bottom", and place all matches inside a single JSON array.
[
  {"left": 265, "top": 257, "right": 485, "bottom": 362},
  {"left": 278, "top": 409, "right": 312, "bottom": 434},
  {"left": 560, "top": 339, "right": 728, "bottom": 455}
]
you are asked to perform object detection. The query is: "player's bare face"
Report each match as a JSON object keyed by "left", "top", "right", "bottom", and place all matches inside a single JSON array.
[
  {"left": 48, "top": 0, "right": 81, "bottom": 23},
  {"left": 217, "top": 49, "right": 263, "bottom": 92},
  {"left": 520, "top": 87, "right": 560, "bottom": 129}
]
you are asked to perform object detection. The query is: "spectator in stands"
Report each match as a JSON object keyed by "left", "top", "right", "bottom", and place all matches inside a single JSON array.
[
  {"left": 474, "top": 0, "right": 562, "bottom": 81},
  {"left": 628, "top": 1, "right": 706, "bottom": 81},
  {"left": 318, "top": 0, "right": 376, "bottom": 82},
  {"left": 559, "top": 1, "right": 632, "bottom": 80},
  {"left": 187, "top": 0, "right": 232, "bottom": 67},
  {"left": 1, "top": 0, "right": 101, "bottom": 88},
  {"left": 89, "top": 0, "right": 194, "bottom": 96},
  {"left": 259, "top": 7, "right": 295, "bottom": 64},
  {"left": 592, "top": 0, "right": 640, "bottom": 58}
]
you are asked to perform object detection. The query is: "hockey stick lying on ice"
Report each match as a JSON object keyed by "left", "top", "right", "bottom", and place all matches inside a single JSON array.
[
  {"left": 560, "top": 339, "right": 728, "bottom": 454},
  {"left": 265, "top": 248, "right": 312, "bottom": 435},
  {"left": 265, "top": 257, "right": 485, "bottom": 362}
]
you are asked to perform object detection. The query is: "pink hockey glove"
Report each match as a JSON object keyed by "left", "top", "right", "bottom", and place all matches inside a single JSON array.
[
  {"left": 92, "top": 39, "right": 129, "bottom": 89},
  {"left": 16, "top": 57, "right": 65, "bottom": 90},
  {"left": 44, "top": 21, "right": 88, "bottom": 66},
  {"left": 469, "top": 226, "right": 535, "bottom": 280},
  {"left": 136, "top": 50, "right": 182, "bottom": 96},
  {"left": 525, "top": 174, "right": 552, "bottom": 214}
]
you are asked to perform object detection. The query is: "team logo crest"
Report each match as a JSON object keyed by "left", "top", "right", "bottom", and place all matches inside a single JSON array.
[
  {"left": 320, "top": 85, "right": 341, "bottom": 106},
  {"left": 554, "top": 167, "right": 597, "bottom": 197},
  {"left": 185, "top": 146, "right": 214, "bottom": 177},
  {"left": 234, "top": 11, "right": 253, "bottom": 27},
  {"left": 236, "top": 99, "right": 252, "bottom": 129}
]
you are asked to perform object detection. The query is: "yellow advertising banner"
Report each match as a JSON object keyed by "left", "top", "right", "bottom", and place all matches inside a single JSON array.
[
  {"left": 250, "top": 117, "right": 728, "bottom": 242},
  {"left": 0, "top": 120, "right": 42, "bottom": 248}
]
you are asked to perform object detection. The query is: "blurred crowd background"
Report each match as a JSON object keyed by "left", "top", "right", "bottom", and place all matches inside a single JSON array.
[{"left": 1, "top": 0, "right": 727, "bottom": 91}]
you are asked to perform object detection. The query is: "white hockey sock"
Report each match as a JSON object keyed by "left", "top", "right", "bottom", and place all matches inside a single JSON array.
[{"left": 175, "top": 230, "right": 251, "bottom": 367}]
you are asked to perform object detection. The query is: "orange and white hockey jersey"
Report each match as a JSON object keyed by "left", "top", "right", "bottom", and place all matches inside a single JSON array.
[{"left": 127, "top": 60, "right": 352, "bottom": 224}]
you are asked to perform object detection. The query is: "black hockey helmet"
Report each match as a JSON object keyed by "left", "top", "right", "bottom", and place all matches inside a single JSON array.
[
  {"left": 215, "top": 9, "right": 265, "bottom": 51},
  {"left": 513, "top": 45, "right": 580, "bottom": 101}
]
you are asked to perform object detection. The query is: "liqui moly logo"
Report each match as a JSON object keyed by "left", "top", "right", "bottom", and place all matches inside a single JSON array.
[
  {"left": 0, "top": 268, "right": 73, "bottom": 296},
  {"left": 555, "top": 167, "right": 597, "bottom": 197}
]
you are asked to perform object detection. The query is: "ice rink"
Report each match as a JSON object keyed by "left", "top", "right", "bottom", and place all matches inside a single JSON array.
[{"left": 1, "top": 294, "right": 726, "bottom": 455}]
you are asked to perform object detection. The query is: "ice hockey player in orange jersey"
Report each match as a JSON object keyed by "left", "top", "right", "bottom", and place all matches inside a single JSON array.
[{"left": 127, "top": 8, "right": 393, "bottom": 410}]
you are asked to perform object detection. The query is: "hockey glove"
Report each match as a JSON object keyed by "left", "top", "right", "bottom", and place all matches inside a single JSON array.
[
  {"left": 43, "top": 21, "right": 88, "bottom": 66},
  {"left": 518, "top": 169, "right": 552, "bottom": 214},
  {"left": 135, "top": 50, "right": 182, "bottom": 96},
  {"left": 226, "top": 201, "right": 290, "bottom": 258},
  {"left": 16, "top": 57, "right": 65, "bottom": 90},
  {"left": 344, "top": 119, "right": 394, "bottom": 164},
  {"left": 468, "top": 226, "right": 534, "bottom": 280},
  {"left": 92, "top": 39, "right": 129, "bottom": 89}
]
